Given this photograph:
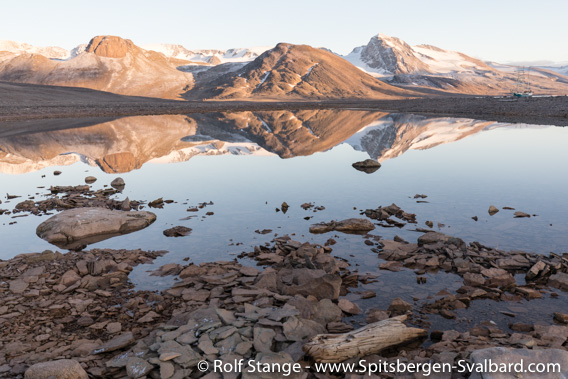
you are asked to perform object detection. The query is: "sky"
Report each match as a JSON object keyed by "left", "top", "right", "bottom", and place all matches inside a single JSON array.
[{"left": 2, "top": 0, "right": 567, "bottom": 64}]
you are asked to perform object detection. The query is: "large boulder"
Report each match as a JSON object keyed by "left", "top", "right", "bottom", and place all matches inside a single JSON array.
[
  {"left": 469, "top": 347, "right": 568, "bottom": 378},
  {"left": 24, "top": 359, "right": 88, "bottom": 379},
  {"left": 36, "top": 207, "right": 156, "bottom": 249}
]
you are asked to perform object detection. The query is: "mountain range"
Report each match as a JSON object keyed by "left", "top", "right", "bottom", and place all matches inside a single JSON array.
[{"left": 1, "top": 34, "right": 567, "bottom": 100}]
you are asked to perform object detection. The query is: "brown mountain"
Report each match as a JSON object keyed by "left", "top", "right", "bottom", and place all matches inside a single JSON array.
[
  {"left": 0, "top": 36, "right": 193, "bottom": 99},
  {"left": 187, "top": 43, "right": 417, "bottom": 100}
]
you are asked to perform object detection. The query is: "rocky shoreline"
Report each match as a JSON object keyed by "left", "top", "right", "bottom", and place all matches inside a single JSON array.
[{"left": 1, "top": 185, "right": 567, "bottom": 378}]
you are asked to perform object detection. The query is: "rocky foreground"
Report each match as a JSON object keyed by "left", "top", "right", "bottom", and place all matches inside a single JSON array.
[
  {"left": 0, "top": 227, "right": 567, "bottom": 378},
  {"left": 1, "top": 185, "right": 568, "bottom": 378}
]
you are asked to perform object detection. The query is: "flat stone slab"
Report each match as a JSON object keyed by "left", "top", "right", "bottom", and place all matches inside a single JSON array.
[
  {"left": 469, "top": 347, "right": 568, "bottom": 378},
  {"left": 36, "top": 207, "right": 156, "bottom": 249}
]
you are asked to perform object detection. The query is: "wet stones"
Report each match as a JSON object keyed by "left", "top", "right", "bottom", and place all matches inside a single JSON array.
[{"left": 364, "top": 203, "right": 416, "bottom": 226}]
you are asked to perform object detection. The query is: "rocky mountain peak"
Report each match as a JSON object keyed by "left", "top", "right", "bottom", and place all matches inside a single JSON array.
[{"left": 85, "top": 36, "right": 136, "bottom": 58}]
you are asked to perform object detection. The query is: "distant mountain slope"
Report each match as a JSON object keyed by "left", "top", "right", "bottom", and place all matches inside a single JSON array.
[
  {"left": 0, "top": 40, "right": 69, "bottom": 61},
  {"left": 187, "top": 43, "right": 417, "bottom": 100},
  {"left": 142, "top": 44, "right": 269, "bottom": 65},
  {"left": 345, "top": 34, "right": 568, "bottom": 96},
  {"left": 0, "top": 36, "right": 193, "bottom": 99}
]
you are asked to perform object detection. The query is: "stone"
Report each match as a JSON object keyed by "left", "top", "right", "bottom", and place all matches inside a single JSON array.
[
  {"left": 338, "top": 298, "right": 362, "bottom": 315},
  {"left": 514, "top": 211, "right": 530, "bottom": 218},
  {"left": 554, "top": 312, "right": 568, "bottom": 324},
  {"left": 352, "top": 159, "right": 381, "bottom": 174},
  {"left": 126, "top": 357, "right": 153, "bottom": 378},
  {"left": 216, "top": 308, "right": 237, "bottom": 325},
  {"left": 158, "top": 340, "right": 201, "bottom": 367},
  {"left": 9, "top": 279, "right": 28, "bottom": 294},
  {"left": 388, "top": 298, "right": 412, "bottom": 314},
  {"left": 110, "top": 177, "right": 125, "bottom": 189},
  {"left": 488, "top": 205, "right": 499, "bottom": 215},
  {"left": 60, "top": 270, "right": 81, "bottom": 287},
  {"left": 309, "top": 218, "right": 375, "bottom": 234},
  {"left": 93, "top": 332, "right": 135, "bottom": 354},
  {"left": 280, "top": 268, "right": 341, "bottom": 300},
  {"left": 24, "top": 359, "right": 88, "bottom": 379},
  {"left": 313, "top": 299, "right": 342, "bottom": 324},
  {"left": 469, "top": 347, "right": 568, "bottom": 379},
  {"left": 36, "top": 207, "right": 156, "bottom": 249},
  {"left": 106, "top": 322, "right": 122, "bottom": 334},
  {"left": 160, "top": 361, "right": 175, "bottom": 379},
  {"left": 366, "top": 309, "right": 390, "bottom": 323},
  {"left": 282, "top": 316, "right": 326, "bottom": 342},
  {"left": 526, "top": 261, "right": 549, "bottom": 281},
  {"left": 163, "top": 226, "right": 192, "bottom": 237},
  {"left": 253, "top": 327, "right": 276, "bottom": 353},
  {"left": 85, "top": 176, "right": 97, "bottom": 184},
  {"left": 549, "top": 272, "right": 568, "bottom": 291}
]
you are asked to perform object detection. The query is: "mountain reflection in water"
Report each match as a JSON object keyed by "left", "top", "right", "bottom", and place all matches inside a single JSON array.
[{"left": 0, "top": 110, "right": 524, "bottom": 174}]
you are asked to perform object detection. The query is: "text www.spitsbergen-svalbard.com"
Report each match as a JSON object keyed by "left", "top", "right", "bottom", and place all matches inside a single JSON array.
[{"left": 199, "top": 358, "right": 562, "bottom": 377}]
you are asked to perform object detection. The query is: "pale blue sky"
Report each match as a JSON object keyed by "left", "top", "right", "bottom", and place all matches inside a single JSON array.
[{"left": 2, "top": 0, "right": 567, "bottom": 63}]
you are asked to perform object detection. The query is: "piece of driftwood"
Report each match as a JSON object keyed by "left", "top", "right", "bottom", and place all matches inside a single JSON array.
[{"left": 302, "top": 315, "right": 427, "bottom": 363}]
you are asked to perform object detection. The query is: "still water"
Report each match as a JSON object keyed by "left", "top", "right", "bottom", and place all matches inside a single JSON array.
[{"left": 0, "top": 110, "right": 567, "bottom": 300}]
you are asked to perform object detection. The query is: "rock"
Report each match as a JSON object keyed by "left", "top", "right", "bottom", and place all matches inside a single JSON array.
[
  {"left": 253, "top": 327, "right": 276, "bottom": 353},
  {"left": 85, "top": 176, "right": 97, "bottom": 184},
  {"left": 163, "top": 226, "right": 192, "bottom": 237},
  {"left": 93, "top": 332, "right": 135, "bottom": 354},
  {"left": 352, "top": 159, "right": 381, "bottom": 174},
  {"left": 280, "top": 268, "right": 341, "bottom": 300},
  {"left": 106, "top": 322, "right": 122, "bottom": 334},
  {"left": 60, "top": 270, "right": 81, "bottom": 287},
  {"left": 488, "top": 205, "right": 499, "bottom": 215},
  {"left": 53, "top": 170, "right": 62, "bottom": 176},
  {"left": 549, "top": 272, "right": 568, "bottom": 291},
  {"left": 338, "top": 298, "right": 362, "bottom": 315},
  {"left": 309, "top": 218, "right": 374, "bottom": 234},
  {"left": 126, "top": 357, "right": 153, "bottom": 378},
  {"left": 514, "top": 211, "right": 531, "bottom": 218},
  {"left": 110, "top": 177, "right": 125, "bottom": 189},
  {"left": 388, "top": 298, "right": 412, "bottom": 314},
  {"left": 526, "top": 261, "right": 549, "bottom": 281},
  {"left": 24, "top": 359, "right": 88, "bottom": 379},
  {"left": 554, "top": 312, "right": 568, "bottom": 324},
  {"left": 313, "top": 299, "right": 342, "bottom": 324},
  {"left": 366, "top": 309, "right": 390, "bottom": 323},
  {"left": 36, "top": 207, "right": 156, "bottom": 249},
  {"left": 159, "top": 361, "right": 175, "bottom": 379},
  {"left": 481, "top": 268, "right": 516, "bottom": 288},
  {"left": 283, "top": 316, "right": 326, "bottom": 342},
  {"left": 469, "top": 347, "right": 568, "bottom": 378},
  {"left": 9, "top": 278, "right": 28, "bottom": 294}
]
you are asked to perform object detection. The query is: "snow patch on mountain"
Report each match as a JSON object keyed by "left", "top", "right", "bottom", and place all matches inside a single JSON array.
[
  {"left": 142, "top": 43, "right": 269, "bottom": 65},
  {"left": 0, "top": 40, "right": 69, "bottom": 61}
]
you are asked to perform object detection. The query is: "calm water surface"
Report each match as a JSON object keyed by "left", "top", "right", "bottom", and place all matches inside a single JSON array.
[{"left": 1, "top": 111, "right": 567, "bottom": 325}]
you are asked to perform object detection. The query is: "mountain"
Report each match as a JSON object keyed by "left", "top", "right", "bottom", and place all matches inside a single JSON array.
[
  {"left": 187, "top": 43, "right": 416, "bottom": 100},
  {"left": 0, "top": 40, "right": 69, "bottom": 61},
  {"left": 0, "top": 36, "right": 193, "bottom": 99},
  {"left": 345, "top": 34, "right": 568, "bottom": 96},
  {"left": 142, "top": 44, "right": 268, "bottom": 65}
]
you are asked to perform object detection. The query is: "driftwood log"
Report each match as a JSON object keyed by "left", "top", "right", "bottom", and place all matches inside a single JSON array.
[{"left": 302, "top": 316, "right": 427, "bottom": 363}]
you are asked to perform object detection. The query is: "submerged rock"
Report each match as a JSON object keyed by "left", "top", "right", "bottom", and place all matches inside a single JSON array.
[
  {"left": 163, "top": 226, "right": 192, "bottom": 237},
  {"left": 36, "top": 207, "right": 156, "bottom": 249}
]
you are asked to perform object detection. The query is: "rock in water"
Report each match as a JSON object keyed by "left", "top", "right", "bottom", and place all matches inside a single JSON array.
[
  {"left": 469, "top": 347, "right": 568, "bottom": 378},
  {"left": 163, "top": 226, "right": 192, "bottom": 237},
  {"left": 309, "top": 218, "right": 375, "bottom": 234},
  {"left": 110, "top": 177, "right": 125, "bottom": 189},
  {"left": 24, "top": 359, "right": 88, "bottom": 379},
  {"left": 488, "top": 205, "right": 499, "bottom": 215},
  {"left": 36, "top": 207, "right": 156, "bottom": 249},
  {"left": 352, "top": 159, "right": 381, "bottom": 174},
  {"left": 84, "top": 176, "right": 97, "bottom": 184}
]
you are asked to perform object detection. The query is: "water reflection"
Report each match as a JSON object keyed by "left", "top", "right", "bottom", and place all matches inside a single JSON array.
[{"left": 0, "top": 110, "right": 524, "bottom": 174}]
